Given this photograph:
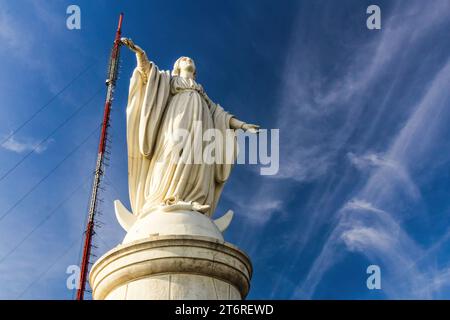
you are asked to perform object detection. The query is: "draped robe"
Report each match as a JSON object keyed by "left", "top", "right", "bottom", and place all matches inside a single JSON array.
[{"left": 126, "top": 61, "right": 236, "bottom": 218}]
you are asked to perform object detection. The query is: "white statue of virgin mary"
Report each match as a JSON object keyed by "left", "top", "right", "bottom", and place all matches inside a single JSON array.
[{"left": 116, "top": 38, "right": 259, "bottom": 229}]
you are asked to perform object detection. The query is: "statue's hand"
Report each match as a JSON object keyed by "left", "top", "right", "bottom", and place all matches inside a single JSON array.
[
  {"left": 120, "top": 37, "right": 143, "bottom": 54},
  {"left": 242, "top": 123, "right": 260, "bottom": 134}
]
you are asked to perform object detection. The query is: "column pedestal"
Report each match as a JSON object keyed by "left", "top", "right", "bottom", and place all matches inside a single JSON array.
[{"left": 89, "top": 235, "right": 252, "bottom": 300}]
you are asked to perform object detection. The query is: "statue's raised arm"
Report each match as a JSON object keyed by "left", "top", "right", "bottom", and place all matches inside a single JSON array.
[{"left": 121, "top": 37, "right": 150, "bottom": 80}]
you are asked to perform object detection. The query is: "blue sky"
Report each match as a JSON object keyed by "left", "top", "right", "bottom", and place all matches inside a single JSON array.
[{"left": 1, "top": 0, "right": 450, "bottom": 299}]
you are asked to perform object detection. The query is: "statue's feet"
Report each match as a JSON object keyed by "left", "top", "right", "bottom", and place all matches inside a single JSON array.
[
  {"left": 192, "top": 202, "right": 210, "bottom": 213},
  {"left": 160, "top": 197, "right": 210, "bottom": 214}
]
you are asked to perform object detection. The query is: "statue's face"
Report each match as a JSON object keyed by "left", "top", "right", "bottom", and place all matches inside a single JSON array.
[{"left": 178, "top": 56, "right": 196, "bottom": 75}]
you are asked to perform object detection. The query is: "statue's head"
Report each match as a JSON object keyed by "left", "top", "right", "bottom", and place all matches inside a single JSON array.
[{"left": 172, "top": 56, "right": 196, "bottom": 79}]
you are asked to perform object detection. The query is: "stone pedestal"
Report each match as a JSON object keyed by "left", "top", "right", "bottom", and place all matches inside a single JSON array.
[
  {"left": 89, "top": 235, "right": 252, "bottom": 300},
  {"left": 90, "top": 208, "right": 252, "bottom": 300}
]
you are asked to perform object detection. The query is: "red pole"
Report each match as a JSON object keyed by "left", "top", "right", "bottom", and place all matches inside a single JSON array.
[{"left": 76, "top": 13, "right": 124, "bottom": 301}]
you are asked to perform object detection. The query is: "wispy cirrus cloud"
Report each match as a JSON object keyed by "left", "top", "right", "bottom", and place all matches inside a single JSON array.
[
  {"left": 267, "top": 0, "right": 450, "bottom": 299},
  {"left": 295, "top": 199, "right": 431, "bottom": 299},
  {"left": 295, "top": 56, "right": 450, "bottom": 299},
  {"left": 347, "top": 152, "right": 397, "bottom": 170},
  {"left": 1, "top": 135, "right": 53, "bottom": 154},
  {"left": 274, "top": 0, "right": 450, "bottom": 184},
  {"left": 348, "top": 152, "right": 421, "bottom": 202}
]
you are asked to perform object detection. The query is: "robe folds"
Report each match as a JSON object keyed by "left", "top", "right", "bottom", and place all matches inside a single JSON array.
[{"left": 126, "top": 61, "right": 236, "bottom": 217}]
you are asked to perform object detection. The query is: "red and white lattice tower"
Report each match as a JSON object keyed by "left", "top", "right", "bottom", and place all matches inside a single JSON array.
[{"left": 76, "top": 13, "right": 124, "bottom": 300}]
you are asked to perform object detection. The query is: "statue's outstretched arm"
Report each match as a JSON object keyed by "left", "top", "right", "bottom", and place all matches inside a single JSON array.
[
  {"left": 121, "top": 38, "right": 150, "bottom": 81},
  {"left": 229, "top": 117, "right": 260, "bottom": 133}
]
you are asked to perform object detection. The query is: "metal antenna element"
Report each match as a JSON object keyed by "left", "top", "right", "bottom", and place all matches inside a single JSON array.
[{"left": 76, "top": 13, "right": 124, "bottom": 301}]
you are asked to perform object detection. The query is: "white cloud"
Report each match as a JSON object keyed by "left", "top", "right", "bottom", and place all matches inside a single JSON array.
[
  {"left": 341, "top": 226, "right": 392, "bottom": 252},
  {"left": 343, "top": 199, "right": 385, "bottom": 214},
  {"left": 273, "top": 1, "right": 450, "bottom": 299},
  {"left": 348, "top": 152, "right": 422, "bottom": 202},
  {"left": 295, "top": 57, "right": 450, "bottom": 298},
  {"left": 244, "top": 198, "right": 283, "bottom": 225},
  {"left": 222, "top": 178, "right": 285, "bottom": 227},
  {"left": 1, "top": 135, "right": 53, "bottom": 154},
  {"left": 294, "top": 199, "right": 433, "bottom": 299},
  {"left": 273, "top": 0, "right": 450, "bottom": 184},
  {"left": 347, "top": 152, "right": 397, "bottom": 170}
]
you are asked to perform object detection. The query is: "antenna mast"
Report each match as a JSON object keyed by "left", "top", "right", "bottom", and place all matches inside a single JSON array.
[{"left": 76, "top": 13, "right": 124, "bottom": 300}]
